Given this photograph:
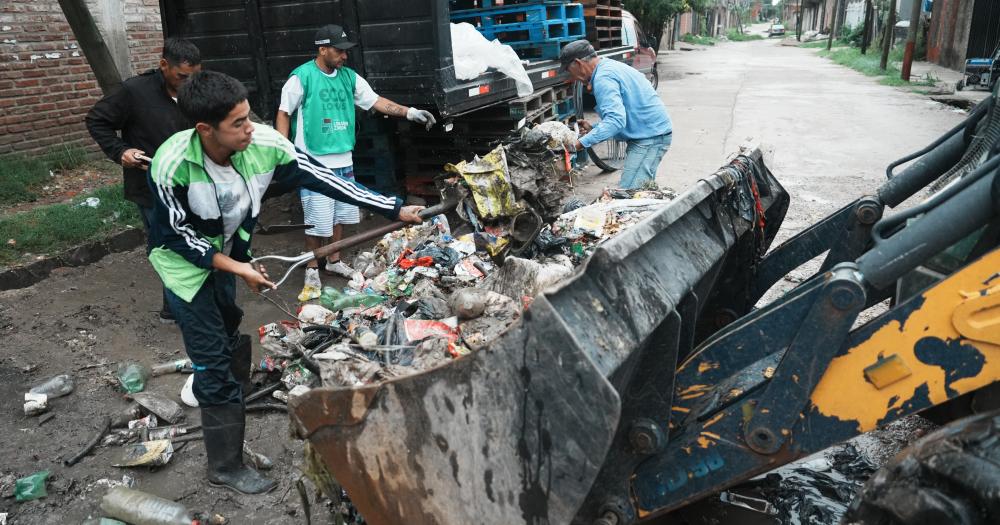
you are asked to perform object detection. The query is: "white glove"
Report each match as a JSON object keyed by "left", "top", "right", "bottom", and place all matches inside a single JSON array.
[{"left": 406, "top": 107, "right": 437, "bottom": 130}]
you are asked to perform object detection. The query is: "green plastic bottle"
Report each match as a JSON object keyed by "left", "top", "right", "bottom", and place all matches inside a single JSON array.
[{"left": 320, "top": 287, "right": 385, "bottom": 311}]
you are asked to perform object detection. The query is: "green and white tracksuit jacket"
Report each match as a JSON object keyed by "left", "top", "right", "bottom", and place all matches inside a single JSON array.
[{"left": 147, "top": 124, "right": 402, "bottom": 302}]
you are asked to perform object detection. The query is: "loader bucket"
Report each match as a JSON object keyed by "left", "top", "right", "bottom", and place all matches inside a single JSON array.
[{"left": 290, "top": 145, "right": 788, "bottom": 525}]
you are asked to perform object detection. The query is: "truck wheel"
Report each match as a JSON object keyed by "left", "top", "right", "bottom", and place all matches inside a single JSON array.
[{"left": 842, "top": 409, "right": 1000, "bottom": 525}]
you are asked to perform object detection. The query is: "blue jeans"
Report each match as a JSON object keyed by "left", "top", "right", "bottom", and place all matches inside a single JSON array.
[
  {"left": 619, "top": 133, "right": 672, "bottom": 189},
  {"left": 165, "top": 272, "right": 245, "bottom": 406}
]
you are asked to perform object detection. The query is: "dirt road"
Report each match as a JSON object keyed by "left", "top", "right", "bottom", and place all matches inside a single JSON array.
[{"left": 0, "top": 32, "right": 972, "bottom": 524}]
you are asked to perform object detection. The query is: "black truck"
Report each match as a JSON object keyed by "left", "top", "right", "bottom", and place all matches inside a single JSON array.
[{"left": 159, "top": 0, "right": 636, "bottom": 195}]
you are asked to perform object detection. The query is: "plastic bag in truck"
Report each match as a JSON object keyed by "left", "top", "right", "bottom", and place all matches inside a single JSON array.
[{"left": 450, "top": 22, "right": 533, "bottom": 97}]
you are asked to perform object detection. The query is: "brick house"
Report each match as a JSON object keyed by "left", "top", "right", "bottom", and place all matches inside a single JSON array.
[{"left": 0, "top": 0, "right": 163, "bottom": 158}]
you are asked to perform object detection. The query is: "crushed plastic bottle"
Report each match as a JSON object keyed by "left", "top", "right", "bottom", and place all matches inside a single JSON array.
[
  {"left": 100, "top": 487, "right": 192, "bottom": 525},
  {"left": 29, "top": 374, "right": 75, "bottom": 398},
  {"left": 320, "top": 287, "right": 385, "bottom": 311},
  {"left": 150, "top": 358, "right": 193, "bottom": 377},
  {"left": 116, "top": 362, "right": 149, "bottom": 394},
  {"left": 14, "top": 470, "right": 49, "bottom": 502}
]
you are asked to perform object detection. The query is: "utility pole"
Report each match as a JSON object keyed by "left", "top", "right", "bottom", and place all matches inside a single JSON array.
[
  {"left": 879, "top": 0, "right": 896, "bottom": 71},
  {"left": 796, "top": 0, "right": 802, "bottom": 42},
  {"left": 860, "top": 0, "right": 873, "bottom": 54},
  {"left": 827, "top": 0, "right": 841, "bottom": 51},
  {"left": 57, "top": 0, "right": 122, "bottom": 94},
  {"left": 900, "top": 0, "right": 922, "bottom": 80}
]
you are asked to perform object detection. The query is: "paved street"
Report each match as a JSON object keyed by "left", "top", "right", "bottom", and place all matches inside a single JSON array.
[{"left": 0, "top": 29, "right": 979, "bottom": 524}]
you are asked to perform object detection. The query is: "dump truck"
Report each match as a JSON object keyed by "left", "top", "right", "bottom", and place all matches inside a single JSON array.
[
  {"left": 284, "top": 85, "right": 1000, "bottom": 523},
  {"left": 160, "top": 0, "right": 639, "bottom": 195}
]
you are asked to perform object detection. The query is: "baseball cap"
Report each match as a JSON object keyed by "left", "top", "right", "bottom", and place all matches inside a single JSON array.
[
  {"left": 559, "top": 40, "right": 597, "bottom": 71},
  {"left": 314, "top": 24, "right": 356, "bottom": 50}
]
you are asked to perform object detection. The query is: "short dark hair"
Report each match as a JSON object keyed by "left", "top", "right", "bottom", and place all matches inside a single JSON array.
[
  {"left": 162, "top": 38, "right": 201, "bottom": 66},
  {"left": 177, "top": 71, "right": 248, "bottom": 127}
]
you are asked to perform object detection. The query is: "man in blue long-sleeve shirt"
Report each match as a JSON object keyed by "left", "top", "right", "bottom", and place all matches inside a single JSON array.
[{"left": 561, "top": 40, "right": 673, "bottom": 189}]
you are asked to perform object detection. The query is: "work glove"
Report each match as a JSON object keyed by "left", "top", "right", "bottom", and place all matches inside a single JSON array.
[{"left": 406, "top": 107, "right": 437, "bottom": 130}]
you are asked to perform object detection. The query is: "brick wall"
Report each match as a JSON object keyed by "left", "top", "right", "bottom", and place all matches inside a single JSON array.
[{"left": 0, "top": 0, "right": 163, "bottom": 158}]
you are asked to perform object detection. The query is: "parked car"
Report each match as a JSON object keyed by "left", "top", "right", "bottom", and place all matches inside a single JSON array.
[
  {"left": 768, "top": 23, "right": 785, "bottom": 37},
  {"left": 622, "top": 10, "right": 658, "bottom": 89}
]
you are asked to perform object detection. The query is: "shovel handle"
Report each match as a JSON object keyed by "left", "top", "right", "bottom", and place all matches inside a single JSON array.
[{"left": 311, "top": 201, "right": 457, "bottom": 261}]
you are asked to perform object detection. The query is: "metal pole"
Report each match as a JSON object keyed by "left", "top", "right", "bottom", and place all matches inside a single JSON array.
[{"left": 901, "top": 0, "right": 922, "bottom": 80}]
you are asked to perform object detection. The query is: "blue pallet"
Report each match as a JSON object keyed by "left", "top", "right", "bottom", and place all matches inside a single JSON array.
[
  {"left": 452, "top": 3, "right": 584, "bottom": 44},
  {"left": 555, "top": 97, "right": 576, "bottom": 120}
]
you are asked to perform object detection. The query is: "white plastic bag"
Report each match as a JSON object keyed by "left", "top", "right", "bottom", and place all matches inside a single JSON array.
[{"left": 451, "top": 22, "right": 534, "bottom": 97}]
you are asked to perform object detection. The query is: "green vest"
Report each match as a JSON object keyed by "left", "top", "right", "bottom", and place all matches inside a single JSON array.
[{"left": 291, "top": 61, "right": 357, "bottom": 155}]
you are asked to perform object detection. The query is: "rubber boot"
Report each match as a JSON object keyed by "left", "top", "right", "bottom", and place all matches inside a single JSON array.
[
  {"left": 201, "top": 403, "right": 277, "bottom": 494},
  {"left": 229, "top": 334, "right": 253, "bottom": 399}
]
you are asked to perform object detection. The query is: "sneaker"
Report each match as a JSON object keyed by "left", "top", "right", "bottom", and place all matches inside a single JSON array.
[
  {"left": 297, "top": 268, "right": 322, "bottom": 302},
  {"left": 324, "top": 260, "right": 357, "bottom": 279}
]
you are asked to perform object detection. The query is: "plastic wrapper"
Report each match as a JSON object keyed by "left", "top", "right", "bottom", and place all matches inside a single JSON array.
[
  {"left": 14, "top": 470, "right": 49, "bottom": 501},
  {"left": 445, "top": 146, "right": 520, "bottom": 219},
  {"left": 258, "top": 321, "right": 305, "bottom": 358},
  {"left": 298, "top": 303, "right": 338, "bottom": 325},
  {"left": 282, "top": 361, "right": 317, "bottom": 389},
  {"left": 114, "top": 439, "right": 174, "bottom": 467}
]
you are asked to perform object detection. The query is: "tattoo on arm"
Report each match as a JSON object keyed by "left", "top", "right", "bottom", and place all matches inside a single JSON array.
[{"left": 378, "top": 98, "right": 408, "bottom": 117}]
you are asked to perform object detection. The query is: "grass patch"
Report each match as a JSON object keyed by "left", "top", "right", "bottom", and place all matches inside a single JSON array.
[
  {"left": 0, "top": 184, "right": 141, "bottom": 266},
  {"left": 817, "top": 46, "right": 936, "bottom": 89},
  {"left": 800, "top": 40, "right": 840, "bottom": 48},
  {"left": 726, "top": 29, "right": 764, "bottom": 42},
  {"left": 0, "top": 146, "right": 91, "bottom": 206},
  {"left": 681, "top": 34, "right": 718, "bottom": 46}
]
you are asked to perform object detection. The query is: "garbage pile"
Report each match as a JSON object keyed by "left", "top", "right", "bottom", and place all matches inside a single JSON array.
[{"left": 256, "top": 127, "right": 678, "bottom": 398}]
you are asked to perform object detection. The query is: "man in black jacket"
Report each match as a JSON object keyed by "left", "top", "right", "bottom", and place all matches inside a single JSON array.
[{"left": 86, "top": 38, "right": 202, "bottom": 322}]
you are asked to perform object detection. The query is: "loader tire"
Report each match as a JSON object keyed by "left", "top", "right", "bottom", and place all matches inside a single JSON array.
[{"left": 842, "top": 409, "right": 1000, "bottom": 525}]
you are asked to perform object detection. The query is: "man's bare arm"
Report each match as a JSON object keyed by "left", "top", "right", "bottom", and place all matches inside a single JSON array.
[
  {"left": 373, "top": 96, "right": 409, "bottom": 118},
  {"left": 275, "top": 110, "right": 291, "bottom": 138}
]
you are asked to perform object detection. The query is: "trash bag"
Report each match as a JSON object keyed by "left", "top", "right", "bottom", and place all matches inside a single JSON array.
[
  {"left": 414, "top": 245, "right": 461, "bottom": 268},
  {"left": 483, "top": 256, "right": 573, "bottom": 300},
  {"left": 377, "top": 312, "right": 410, "bottom": 347},
  {"left": 404, "top": 297, "right": 452, "bottom": 320}
]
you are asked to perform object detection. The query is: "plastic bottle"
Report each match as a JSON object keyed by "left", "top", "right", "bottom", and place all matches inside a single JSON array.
[
  {"left": 116, "top": 362, "right": 150, "bottom": 393},
  {"left": 320, "top": 287, "right": 385, "bottom": 311},
  {"left": 150, "top": 358, "right": 193, "bottom": 377},
  {"left": 350, "top": 324, "right": 378, "bottom": 349},
  {"left": 100, "top": 487, "right": 192, "bottom": 525},
  {"left": 29, "top": 374, "right": 75, "bottom": 398}
]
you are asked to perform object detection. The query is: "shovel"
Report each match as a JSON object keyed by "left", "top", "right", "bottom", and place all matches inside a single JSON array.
[{"left": 252, "top": 192, "right": 459, "bottom": 290}]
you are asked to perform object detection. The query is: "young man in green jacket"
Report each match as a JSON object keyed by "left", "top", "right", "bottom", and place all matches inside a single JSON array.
[{"left": 148, "top": 70, "right": 423, "bottom": 494}]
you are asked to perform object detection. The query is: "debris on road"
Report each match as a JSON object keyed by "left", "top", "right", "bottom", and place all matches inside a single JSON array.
[
  {"left": 114, "top": 439, "right": 174, "bottom": 468},
  {"left": 14, "top": 470, "right": 50, "bottom": 502},
  {"left": 100, "top": 487, "right": 192, "bottom": 525},
  {"left": 29, "top": 374, "right": 75, "bottom": 398},
  {"left": 116, "top": 361, "right": 149, "bottom": 393},
  {"left": 23, "top": 392, "right": 48, "bottom": 416}
]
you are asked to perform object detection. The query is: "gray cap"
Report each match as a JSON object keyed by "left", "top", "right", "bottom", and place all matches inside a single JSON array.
[{"left": 559, "top": 40, "right": 597, "bottom": 71}]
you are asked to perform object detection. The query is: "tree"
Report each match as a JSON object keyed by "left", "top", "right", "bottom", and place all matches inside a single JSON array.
[{"left": 624, "top": 0, "right": 694, "bottom": 47}]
